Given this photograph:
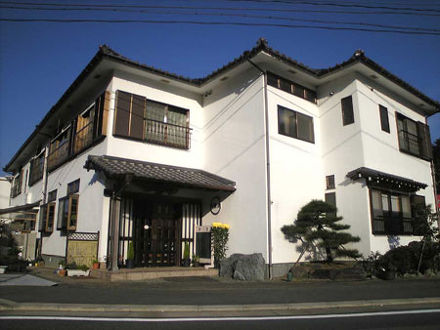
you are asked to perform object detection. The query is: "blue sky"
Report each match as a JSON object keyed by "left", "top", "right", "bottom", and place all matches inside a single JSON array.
[{"left": 1, "top": 0, "right": 439, "bottom": 176}]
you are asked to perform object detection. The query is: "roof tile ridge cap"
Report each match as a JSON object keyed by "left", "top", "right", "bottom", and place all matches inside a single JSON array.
[
  {"left": 99, "top": 45, "right": 197, "bottom": 83},
  {"left": 197, "top": 38, "right": 270, "bottom": 82}
]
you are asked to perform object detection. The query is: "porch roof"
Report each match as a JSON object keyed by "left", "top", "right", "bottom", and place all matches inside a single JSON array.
[
  {"left": 0, "top": 200, "right": 40, "bottom": 216},
  {"left": 84, "top": 155, "right": 236, "bottom": 192},
  {"left": 346, "top": 167, "right": 427, "bottom": 192}
]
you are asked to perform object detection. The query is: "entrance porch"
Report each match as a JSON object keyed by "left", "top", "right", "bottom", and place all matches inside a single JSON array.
[{"left": 84, "top": 155, "right": 236, "bottom": 271}]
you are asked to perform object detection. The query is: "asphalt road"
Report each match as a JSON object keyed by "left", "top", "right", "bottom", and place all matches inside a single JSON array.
[
  {"left": 1, "top": 278, "right": 439, "bottom": 306},
  {"left": 1, "top": 310, "right": 440, "bottom": 330}
]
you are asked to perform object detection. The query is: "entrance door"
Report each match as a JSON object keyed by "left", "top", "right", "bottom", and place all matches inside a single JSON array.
[{"left": 136, "top": 202, "right": 179, "bottom": 266}]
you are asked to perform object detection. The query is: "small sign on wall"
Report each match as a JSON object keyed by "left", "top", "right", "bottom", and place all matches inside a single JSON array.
[{"left": 195, "top": 225, "right": 212, "bottom": 264}]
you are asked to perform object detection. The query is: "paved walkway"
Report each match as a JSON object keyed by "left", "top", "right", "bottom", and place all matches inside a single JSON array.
[{"left": 0, "top": 274, "right": 57, "bottom": 286}]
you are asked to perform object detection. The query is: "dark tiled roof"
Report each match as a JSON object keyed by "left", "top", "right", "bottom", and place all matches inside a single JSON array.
[
  {"left": 5, "top": 38, "right": 439, "bottom": 173},
  {"left": 346, "top": 167, "right": 427, "bottom": 192},
  {"left": 84, "top": 155, "right": 236, "bottom": 192},
  {"left": 100, "top": 39, "right": 440, "bottom": 110}
]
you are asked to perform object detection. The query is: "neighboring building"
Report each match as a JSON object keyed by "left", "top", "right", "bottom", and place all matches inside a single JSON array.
[
  {"left": 0, "top": 177, "right": 11, "bottom": 210},
  {"left": 2, "top": 39, "right": 439, "bottom": 276}
]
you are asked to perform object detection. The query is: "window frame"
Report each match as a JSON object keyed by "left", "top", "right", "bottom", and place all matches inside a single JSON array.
[
  {"left": 267, "top": 72, "right": 317, "bottom": 104},
  {"left": 277, "top": 105, "right": 315, "bottom": 144},
  {"left": 379, "top": 105, "right": 390, "bottom": 133},
  {"left": 326, "top": 175, "right": 335, "bottom": 190},
  {"left": 396, "top": 112, "right": 432, "bottom": 161},
  {"left": 369, "top": 188, "right": 425, "bottom": 236},
  {"left": 114, "top": 90, "right": 191, "bottom": 149},
  {"left": 341, "top": 96, "right": 355, "bottom": 126}
]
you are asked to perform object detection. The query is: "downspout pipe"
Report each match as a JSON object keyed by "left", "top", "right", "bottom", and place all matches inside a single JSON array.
[{"left": 247, "top": 59, "right": 273, "bottom": 279}]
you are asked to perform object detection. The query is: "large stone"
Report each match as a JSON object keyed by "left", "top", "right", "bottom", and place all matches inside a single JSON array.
[{"left": 220, "top": 253, "right": 265, "bottom": 281}]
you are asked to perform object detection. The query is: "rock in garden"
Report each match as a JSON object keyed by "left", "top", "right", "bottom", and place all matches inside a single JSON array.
[{"left": 220, "top": 253, "right": 265, "bottom": 281}]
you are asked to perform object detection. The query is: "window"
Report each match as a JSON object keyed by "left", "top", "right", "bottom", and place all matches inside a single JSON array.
[
  {"left": 341, "top": 96, "right": 354, "bottom": 126},
  {"left": 67, "top": 179, "right": 80, "bottom": 195},
  {"left": 11, "top": 170, "right": 23, "bottom": 198},
  {"left": 370, "top": 189, "right": 426, "bottom": 235},
  {"left": 267, "top": 72, "right": 317, "bottom": 103},
  {"left": 29, "top": 152, "right": 45, "bottom": 186},
  {"left": 379, "top": 105, "right": 390, "bottom": 133},
  {"left": 57, "top": 180, "right": 80, "bottom": 231},
  {"left": 326, "top": 175, "right": 335, "bottom": 190},
  {"left": 57, "top": 194, "right": 79, "bottom": 231},
  {"left": 114, "top": 91, "right": 191, "bottom": 149},
  {"left": 48, "top": 189, "right": 57, "bottom": 202},
  {"left": 396, "top": 113, "right": 432, "bottom": 161},
  {"left": 325, "top": 192, "right": 337, "bottom": 217},
  {"left": 38, "top": 202, "right": 56, "bottom": 234},
  {"left": 278, "top": 106, "right": 314, "bottom": 143}
]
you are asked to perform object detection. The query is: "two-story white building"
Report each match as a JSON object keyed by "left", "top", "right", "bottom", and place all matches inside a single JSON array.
[{"left": 3, "top": 39, "right": 438, "bottom": 277}]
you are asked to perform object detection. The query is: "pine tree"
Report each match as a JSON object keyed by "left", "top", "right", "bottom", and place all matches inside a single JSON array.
[{"left": 281, "top": 200, "right": 361, "bottom": 262}]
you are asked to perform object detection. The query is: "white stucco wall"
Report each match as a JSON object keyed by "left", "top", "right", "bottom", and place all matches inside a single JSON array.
[
  {"left": 267, "top": 84, "right": 323, "bottom": 264},
  {"left": 355, "top": 77, "right": 435, "bottom": 254},
  {"left": 41, "top": 141, "right": 107, "bottom": 257},
  {"left": 202, "top": 70, "right": 269, "bottom": 261},
  {"left": 318, "top": 74, "right": 370, "bottom": 256}
]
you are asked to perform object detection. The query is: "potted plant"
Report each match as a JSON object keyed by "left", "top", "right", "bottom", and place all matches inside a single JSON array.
[
  {"left": 192, "top": 255, "right": 200, "bottom": 267},
  {"left": 126, "top": 242, "right": 135, "bottom": 269},
  {"left": 92, "top": 259, "right": 100, "bottom": 270},
  {"left": 182, "top": 242, "right": 191, "bottom": 267},
  {"left": 66, "top": 263, "right": 90, "bottom": 277},
  {"left": 58, "top": 260, "right": 66, "bottom": 277}
]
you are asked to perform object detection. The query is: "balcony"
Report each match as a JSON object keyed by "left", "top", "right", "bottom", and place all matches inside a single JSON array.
[
  {"left": 47, "top": 140, "right": 70, "bottom": 171},
  {"left": 145, "top": 119, "right": 191, "bottom": 149},
  {"left": 74, "top": 121, "right": 94, "bottom": 155}
]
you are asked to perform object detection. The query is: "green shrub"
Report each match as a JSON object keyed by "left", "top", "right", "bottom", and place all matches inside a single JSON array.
[{"left": 127, "top": 242, "right": 135, "bottom": 260}]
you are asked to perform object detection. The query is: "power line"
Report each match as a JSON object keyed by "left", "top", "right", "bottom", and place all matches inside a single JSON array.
[
  {"left": 1, "top": 5, "right": 438, "bottom": 33},
  {"left": 1, "top": 18, "right": 439, "bottom": 36},
  {"left": 224, "top": 0, "right": 440, "bottom": 13},
  {"left": 0, "top": 1, "right": 439, "bottom": 16}
]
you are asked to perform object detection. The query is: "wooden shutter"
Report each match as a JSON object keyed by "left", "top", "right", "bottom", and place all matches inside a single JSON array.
[
  {"left": 114, "top": 91, "right": 131, "bottom": 137},
  {"left": 341, "top": 96, "right": 354, "bottom": 126},
  {"left": 130, "top": 94, "right": 146, "bottom": 140},
  {"left": 417, "top": 122, "right": 433, "bottom": 161},
  {"left": 94, "top": 91, "right": 110, "bottom": 138}
]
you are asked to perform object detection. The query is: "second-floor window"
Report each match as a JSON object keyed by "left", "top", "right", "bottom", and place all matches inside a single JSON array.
[
  {"left": 278, "top": 105, "right": 315, "bottom": 143},
  {"left": 11, "top": 170, "right": 23, "bottom": 198},
  {"left": 29, "top": 152, "right": 45, "bottom": 186},
  {"left": 379, "top": 105, "right": 390, "bottom": 133},
  {"left": 341, "top": 96, "right": 354, "bottom": 126},
  {"left": 114, "top": 90, "right": 190, "bottom": 149},
  {"left": 396, "top": 113, "right": 432, "bottom": 161}
]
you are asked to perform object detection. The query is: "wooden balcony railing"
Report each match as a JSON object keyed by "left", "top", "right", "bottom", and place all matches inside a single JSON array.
[
  {"left": 47, "top": 141, "right": 70, "bottom": 171},
  {"left": 73, "top": 122, "right": 94, "bottom": 155},
  {"left": 145, "top": 119, "right": 191, "bottom": 149}
]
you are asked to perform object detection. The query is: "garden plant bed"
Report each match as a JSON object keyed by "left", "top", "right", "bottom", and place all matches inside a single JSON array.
[{"left": 289, "top": 262, "right": 366, "bottom": 280}]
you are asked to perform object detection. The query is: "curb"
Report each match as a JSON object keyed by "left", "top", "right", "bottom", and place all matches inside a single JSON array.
[{"left": 1, "top": 297, "right": 439, "bottom": 317}]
